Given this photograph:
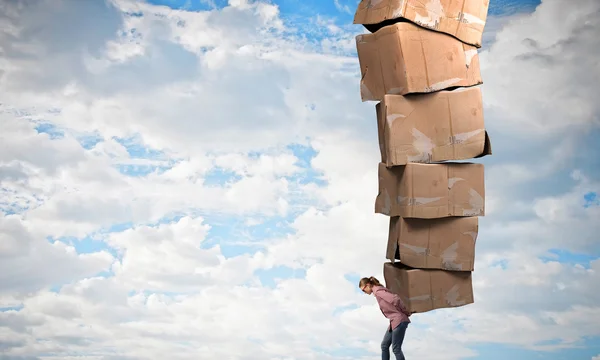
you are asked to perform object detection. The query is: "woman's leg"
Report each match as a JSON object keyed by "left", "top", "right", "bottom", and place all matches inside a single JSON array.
[
  {"left": 381, "top": 328, "right": 392, "bottom": 360},
  {"left": 391, "top": 322, "right": 409, "bottom": 360}
]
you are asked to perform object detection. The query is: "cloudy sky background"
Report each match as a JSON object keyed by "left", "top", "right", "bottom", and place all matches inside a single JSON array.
[{"left": 1, "top": 0, "right": 599, "bottom": 359}]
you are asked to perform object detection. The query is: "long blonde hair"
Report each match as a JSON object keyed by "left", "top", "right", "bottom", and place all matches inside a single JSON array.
[{"left": 359, "top": 276, "right": 382, "bottom": 288}]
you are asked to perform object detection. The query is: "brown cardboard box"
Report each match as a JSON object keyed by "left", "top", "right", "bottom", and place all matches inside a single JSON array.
[
  {"left": 376, "top": 87, "right": 491, "bottom": 165},
  {"left": 353, "top": 0, "right": 490, "bottom": 48},
  {"left": 356, "top": 22, "right": 482, "bottom": 101},
  {"left": 386, "top": 216, "right": 478, "bottom": 271},
  {"left": 375, "top": 162, "right": 485, "bottom": 218},
  {"left": 383, "top": 262, "right": 473, "bottom": 313}
]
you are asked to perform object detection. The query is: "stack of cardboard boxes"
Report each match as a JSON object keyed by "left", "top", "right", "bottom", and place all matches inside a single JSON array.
[{"left": 353, "top": 0, "right": 491, "bottom": 314}]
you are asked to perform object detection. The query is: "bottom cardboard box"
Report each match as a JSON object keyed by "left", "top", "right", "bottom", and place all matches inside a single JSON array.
[{"left": 383, "top": 262, "right": 473, "bottom": 314}]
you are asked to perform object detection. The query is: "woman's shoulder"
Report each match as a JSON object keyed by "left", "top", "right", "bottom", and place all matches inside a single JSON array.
[{"left": 372, "top": 285, "right": 388, "bottom": 293}]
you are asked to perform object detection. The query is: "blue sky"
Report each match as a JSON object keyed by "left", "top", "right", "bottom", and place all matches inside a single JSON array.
[
  {"left": 2, "top": 0, "right": 599, "bottom": 359},
  {"left": 146, "top": 0, "right": 542, "bottom": 18}
]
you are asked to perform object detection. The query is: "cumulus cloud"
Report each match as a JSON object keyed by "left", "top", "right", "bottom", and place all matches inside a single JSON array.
[
  {"left": 1, "top": 0, "right": 368, "bottom": 154},
  {"left": 0, "top": 0, "right": 124, "bottom": 92},
  {"left": 0, "top": 0, "right": 599, "bottom": 359},
  {"left": 0, "top": 215, "right": 114, "bottom": 296},
  {"left": 105, "top": 216, "right": 270, "bottom": 292},
  {"left": 480, "top": 0, "right": 600, "bottom": 136}
]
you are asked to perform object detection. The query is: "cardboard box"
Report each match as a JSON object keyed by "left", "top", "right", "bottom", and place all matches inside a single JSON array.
[
  {"left": 375, "top": 162, "right": 485, "bottom": 218},
  {"left": 386, "top": 216, "right": 478, "bottom": 271},
  {"left": 376, "top": 87, "right": 491, "bottom": 165},
  {"left": 356, "top": 22, "right": 482, "bottom": 101},
  {"left": 383, "top": 262, "right": 473, "bottom": 313},
  {"left": 353, "top": 0, "right": 490, "bottom": 48}
]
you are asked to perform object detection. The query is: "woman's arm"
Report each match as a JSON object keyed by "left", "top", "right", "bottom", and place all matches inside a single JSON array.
[
  {"left": 375, "top": 288, "right": 411, "bottom": 316},
  {"left": 392, "top": 295, "right": 410, "bottom": 316}
]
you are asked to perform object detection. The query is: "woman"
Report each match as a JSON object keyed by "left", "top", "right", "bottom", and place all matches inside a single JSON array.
[{"left": 359, "top": 276, "right": 411, "bottom": 360}]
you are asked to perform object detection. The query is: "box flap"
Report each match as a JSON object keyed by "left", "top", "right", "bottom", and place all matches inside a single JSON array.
[{"left": 475, "top": 130, "right": 492, "bottom": 157}]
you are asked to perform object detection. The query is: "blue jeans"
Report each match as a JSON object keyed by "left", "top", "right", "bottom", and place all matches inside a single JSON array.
[{"left": 381, "top": 322, "right": 409, "bottom": 360}]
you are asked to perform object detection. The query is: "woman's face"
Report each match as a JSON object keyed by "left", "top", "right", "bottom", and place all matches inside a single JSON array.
[{"left": 360, "top": 283, "right": 373, "bottom": 295}]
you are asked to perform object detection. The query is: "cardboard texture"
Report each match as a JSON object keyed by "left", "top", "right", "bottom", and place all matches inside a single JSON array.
[
  {"left": 383, "top": 262, "right": 474, "bottom": 313},
  {"left": 376, "top": 87, "right": 491, "bottom": 166},
  {"left": 353, "top": 0, "right": 490, "bottom": 47},
  {"left": 356, "top": 22, "right": 482, "bottom": 101},
  {"left": 386, "top": 216, "right": 478, "bottom": 271},
  {"left": 375, "top": 162, "right": 485, "bottom": 218}
]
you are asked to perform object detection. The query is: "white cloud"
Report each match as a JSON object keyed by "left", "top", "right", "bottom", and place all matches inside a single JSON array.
[
  {"left": 0, "top": 113, "right": 86, "bottom": 173},
  {"left": 480, "top": 0, "right": 600, "bottom": 136},
  {"left": 0, "top": 0, "right": 124, "bottom": 92},
  {"left": 214, "top": 152, "right": 300, "bottom": 177},
  {"left": 0, "top": 0, "right": 599, "bottom": 359},
  {"left": 481, "top": 171, "right": 600, "bottom": 255},
  {"left": 333, "top": 0, "right": 352, "bottom": 14},
  {"left": 1, "top": 0, "right": 370, "bottom": 154},
  {"left": 106, "top": 216, "right": 267, "bottom": 292},
  {"left": 0, "top": 215, "right": 114, "bottom": 296}
]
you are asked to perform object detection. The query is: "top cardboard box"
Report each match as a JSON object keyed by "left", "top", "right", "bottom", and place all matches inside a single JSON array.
[
  {"left": 356, "top": 22, "right": 482, "bottom": 101},
  {"left": 353, "top": 0, "right": 490, "bottom": 48}
]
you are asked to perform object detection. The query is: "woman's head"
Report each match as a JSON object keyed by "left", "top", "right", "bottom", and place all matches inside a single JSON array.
[{"left": 358, "top": 276, "right": 382, "bottom": 295}]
